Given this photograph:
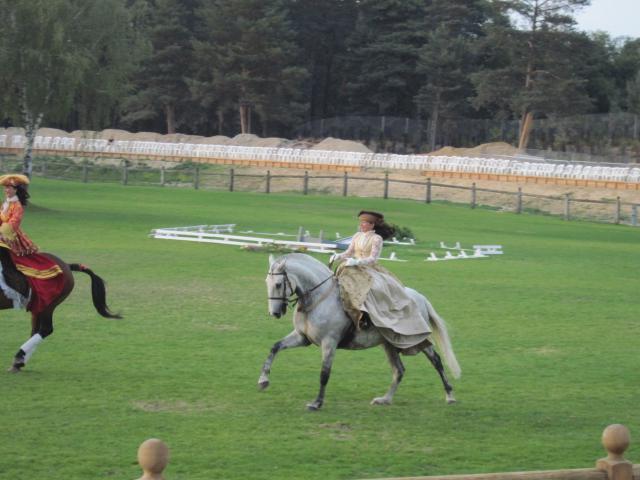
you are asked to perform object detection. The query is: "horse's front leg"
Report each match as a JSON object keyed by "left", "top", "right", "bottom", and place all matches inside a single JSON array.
[
  {"left": 371, "top": 342, "right": 405, "bottom": 405},
  {"left": 258, "top": 330, "right": 310, "bottom": 390},
  {"left": 307, "top": 337, "right": 338, "bottom": 411},
  {"left": 8, "top": 312, "right": 52, "bottom": 373}
]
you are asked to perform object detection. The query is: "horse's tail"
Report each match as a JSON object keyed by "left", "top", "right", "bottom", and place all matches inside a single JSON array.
[
  {"left": 69, "top": 264, "right": 122, "bottom": 319},
  {"left": 425, "top": 299, "right": 461, "bottom": 379}
]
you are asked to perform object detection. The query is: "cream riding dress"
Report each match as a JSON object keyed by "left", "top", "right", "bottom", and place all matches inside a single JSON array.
[{"left": 335, "top": 230, "right": 432, "bottom": 353}]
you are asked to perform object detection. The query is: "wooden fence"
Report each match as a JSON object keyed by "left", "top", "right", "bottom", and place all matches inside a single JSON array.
[
  {"left": 135, "top": 424, "right": 637, "bottom": 480},
  {"left": 1, "top": 155, "right": 638, "bottom": 226}
]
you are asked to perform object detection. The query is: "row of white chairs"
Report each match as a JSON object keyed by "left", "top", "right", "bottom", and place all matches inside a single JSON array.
[{"left": 1, "top": 134, "right": 638, "bottom": 183}]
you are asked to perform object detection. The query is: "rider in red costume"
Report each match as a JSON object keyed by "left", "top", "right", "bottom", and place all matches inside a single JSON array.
[{"left": 0, "top": 174, "right": 64, "bottom": 313}]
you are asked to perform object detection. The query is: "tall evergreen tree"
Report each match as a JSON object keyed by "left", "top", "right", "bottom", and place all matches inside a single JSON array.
[
  {"left": 122, "top": 0, "right": 199, "bottom": 134},
  {"left": 344, "top": 0, "right": 427, "bottom": 116},
  {"left": 193, "top": 0, "right": 308, "bottom": 136},
  {"left": 68, "top": 1, "right": 144, "bottom": 131},
  {"left": 471, "top": 0, "right": 591, "bottom": 149},
  {"left": 415, "top": 0, "right": 489, "bottom": 151},
  {"left": 288, "top": 0, "right": 358, "bottom": 120},
  {"left": 613, "top": 38, "right": 640, "bottom": 112}
]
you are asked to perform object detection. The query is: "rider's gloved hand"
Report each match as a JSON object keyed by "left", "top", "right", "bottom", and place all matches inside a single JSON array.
[{"left": 344, "top": 257, "right": 360, "bottom": 267}]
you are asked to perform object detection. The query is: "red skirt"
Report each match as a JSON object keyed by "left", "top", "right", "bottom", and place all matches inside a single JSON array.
[{"left": 11, "top": 253, "right": 65, "bottom": 315}]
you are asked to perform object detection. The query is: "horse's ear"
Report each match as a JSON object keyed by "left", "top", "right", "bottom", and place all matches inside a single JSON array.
[{"left": 268, "top": 254, "right": 275, "bottom": 267}]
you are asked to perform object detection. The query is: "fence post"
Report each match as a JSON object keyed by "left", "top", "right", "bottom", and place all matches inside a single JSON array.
[
  {"left": 122, "top": 163, "right": 128, "bottom": 186},
  {"left": 516, "top": 187, "right": 523, "bottom": 214},
  {"left": 471, "top": 182, "right": 476, "bottom": 209},
  {"left": 425, "top": 178, "right": 431, "bottom": 204},
  {"left": 82, "top": 161, "right": 88, "bottom": 183},
  {"left": 229, "top": 168, "right": 234, "bottom": 192},
  {"left": 342, "top": 172, "right": 348, "bottom": 197},
  {"left": 137, "top": 438, "right": 169, "bottom": 480},
  {"left": 194, "top": 165, "right": 199, "bottom": 190},
  {"left": 266, "top": 170, "right": 271, "bottom": 194},
  {"left": 564, "top": 194, "right": 570, "bottom": 221},
  {"left": 596, "top": 424, "right": 632, "bottom": 480},
  {"left": 383, "top": 172, "right": 389, "bottom": 199},
  {"left": 303, "top": 170, "right": 309, "bottom": 195},
  {"left": 160, "top": 167, "right": 165, "bottom": 186},
  {"left": 42, "top": 158, "right": 47, "bottom": 177},
  {"left": 615, "top": 196, "right": 621, "bottom": 224},
  {"left": 632, "top": 205, "right": 638, "bottom": 227}
]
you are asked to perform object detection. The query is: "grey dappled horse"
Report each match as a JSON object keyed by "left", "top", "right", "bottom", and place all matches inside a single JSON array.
[{"left": 260, "top": 253, "right": 461, "bottom": 410}]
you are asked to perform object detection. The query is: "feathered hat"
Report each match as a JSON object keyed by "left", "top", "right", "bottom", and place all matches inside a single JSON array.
[{"left": 0, "top": 174, "right": 30, "bottom": 187}]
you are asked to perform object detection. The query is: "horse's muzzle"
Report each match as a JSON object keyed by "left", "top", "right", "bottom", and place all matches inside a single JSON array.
[{"left": 270, "top": 303, "right": 287, "bottom": 318}]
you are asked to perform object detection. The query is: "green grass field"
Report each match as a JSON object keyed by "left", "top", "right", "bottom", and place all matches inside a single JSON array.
[{"left": 0, "top": 178, "right": 638, "bottom": 480}]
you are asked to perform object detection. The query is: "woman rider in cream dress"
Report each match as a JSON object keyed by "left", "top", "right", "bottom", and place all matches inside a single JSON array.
[{"left": 332, "top": 211, "right": 431, "bottom": 353}]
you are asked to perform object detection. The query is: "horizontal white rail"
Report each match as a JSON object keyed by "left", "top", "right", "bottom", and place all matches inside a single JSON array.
[{"left": 150, "top": 228, "right": 338, "bottom": 253}]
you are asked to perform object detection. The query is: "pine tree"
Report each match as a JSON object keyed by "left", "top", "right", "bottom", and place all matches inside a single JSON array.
[
  {"left": 122, "top": 0, "right": 199, "bottom": 134},
  {"left": 193, "top": 0, "right": 308, "bottom": 136},
  {"left": 344, "top": 0, "right": 427, "bottom": 116},
  {"left": 288, "top": 0, "right": 358, "bottom": 119},
  {"left": 415, "top": 0, "right": 489, "bottom": 151},
  {"left": 471, "top": 0, "right": 592, "bottom": 149}
]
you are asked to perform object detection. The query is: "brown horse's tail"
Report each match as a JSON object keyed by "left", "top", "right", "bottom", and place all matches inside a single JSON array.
[{"left": 69, "top": 264, "right": 122, "bottom": 319}]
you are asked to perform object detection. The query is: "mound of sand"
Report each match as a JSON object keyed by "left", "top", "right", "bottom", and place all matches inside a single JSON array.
[
  {"left": 37, "top": 128, "right": 71, "bottom": 138},
  {"left": 1, "top": 127, "right": 26, "bottom": 137},
  {"left": 200, "top": 135, "right": 231, "bottom": 145},
  {"left": 226, "top": 134, "right": 286, "bottom": 148},
  {"left": 311, "top": 137, "right": 372, "bottom": 153},
  {"left": 429, "top": 142, "right": 520, "bottom": 157},
  {"left": 14, "top": 127, "right": 368, "bottom": 153}
]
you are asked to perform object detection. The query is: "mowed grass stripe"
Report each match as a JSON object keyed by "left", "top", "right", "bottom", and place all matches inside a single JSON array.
[{"left": 0, "top": 178, "right": 638, "bottom": 479}]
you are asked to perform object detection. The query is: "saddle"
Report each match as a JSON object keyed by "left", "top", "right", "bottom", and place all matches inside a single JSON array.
[{"left": 0, "top": 247, "right": 30, "bottom": 298}]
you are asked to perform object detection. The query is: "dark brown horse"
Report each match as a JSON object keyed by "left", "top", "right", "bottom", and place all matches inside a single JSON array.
[{"left": 0, "top": 251, "right": 120, "bottom": 372}]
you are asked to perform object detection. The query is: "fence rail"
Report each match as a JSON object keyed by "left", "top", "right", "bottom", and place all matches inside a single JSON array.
[
  {"left": 1, "top": 133, "right": 639, "bottom": 188},
  {"left": 133, "top": 425, "right": 637, "bottom": 480},
  {"left": 0, "top": 155, "right": 637, "bottom": 226}
]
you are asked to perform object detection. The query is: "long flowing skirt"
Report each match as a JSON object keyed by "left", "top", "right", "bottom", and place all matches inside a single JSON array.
[{"left": 337, "top": 264, "right": 431, "bottom": 353}]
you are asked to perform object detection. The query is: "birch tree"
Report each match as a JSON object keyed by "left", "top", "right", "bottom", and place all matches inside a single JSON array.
[{"left": 0, "top": 0, "right": 138, "bottom": 176}]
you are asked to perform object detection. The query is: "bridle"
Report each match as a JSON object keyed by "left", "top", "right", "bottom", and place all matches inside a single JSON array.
[{"left": 268, "top": 263, "right": 335, "bottom": 313}]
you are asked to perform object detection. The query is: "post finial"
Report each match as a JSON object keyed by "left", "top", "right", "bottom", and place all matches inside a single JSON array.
[
  {"left": 602, "top": 424, "right": 630, "bottom": 460},
  {"left": 596, "top": 425, "right": 632, "bottom": 480},
  {"left": 137, "top": 438, "right": 169, "bottom": 480}
]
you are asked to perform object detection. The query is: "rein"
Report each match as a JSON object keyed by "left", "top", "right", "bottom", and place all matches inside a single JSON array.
[{"left": 268, "top": 264, "right": 335, "bottom": 313}]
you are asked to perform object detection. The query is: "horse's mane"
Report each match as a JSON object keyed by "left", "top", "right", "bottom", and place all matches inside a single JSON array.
[{"left": 277, "top": 253, "right": 332, "bottom": 276}]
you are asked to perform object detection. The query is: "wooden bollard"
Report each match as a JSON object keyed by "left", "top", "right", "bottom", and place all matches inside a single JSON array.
[
  {"left": 137, "top": 438, "right": 169, "bottom": 480},
  {"left": 596, "top": 424, "right": 632, "bottom": 480}
]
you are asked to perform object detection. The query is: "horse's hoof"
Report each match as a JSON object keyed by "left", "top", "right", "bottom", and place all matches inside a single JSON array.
[
  {"left": 7, "top": 363, "right": 23, "bottom": 373},
  {"left": 306, "top": 402, "right": 322, "bottom": 411},
  {"left": 446, "top": 393, "right": 457, "bottom": 404},
  {"left": 370, "top": 397, "right": 392, "bottom": 405},
  {"left": 258, "top": 380, "right": 270, "bottom": 391}
]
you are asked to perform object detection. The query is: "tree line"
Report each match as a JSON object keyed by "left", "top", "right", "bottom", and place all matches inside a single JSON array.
[{"left": 1, "top": 0, "right": 639, "bottom": 173}]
